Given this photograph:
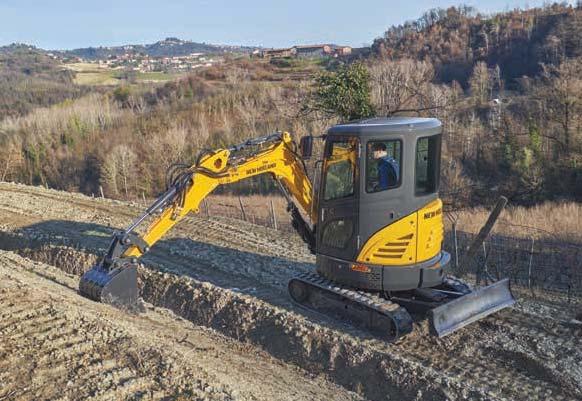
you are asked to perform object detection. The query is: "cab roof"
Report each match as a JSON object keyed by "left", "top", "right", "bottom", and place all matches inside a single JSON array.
[{"left": 328, "top": 117, "right": 442, "bottom": 137}]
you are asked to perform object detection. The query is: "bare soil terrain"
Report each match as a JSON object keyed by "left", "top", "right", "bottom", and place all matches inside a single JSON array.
[
  {"left": 0, "top": 251, "right": 361, "bottom": 401},
  {"left": 0, "top": 182, "right": 581, "bottom": 401}
]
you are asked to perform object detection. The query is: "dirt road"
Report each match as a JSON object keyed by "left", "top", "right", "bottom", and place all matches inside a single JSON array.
[{"left": 0, "top": 182, "right": 580, "bottom": 401}]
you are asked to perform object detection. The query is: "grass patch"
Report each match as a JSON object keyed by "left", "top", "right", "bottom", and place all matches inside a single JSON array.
[
  {"left": 74, "top": 72, "right": 120, "bottom": 86},
  {"left": 134, "top": 71, "right": 183, "bottom": 82},
  {"left": 66, "top": 62, "right": 184, "bottom": 86}
]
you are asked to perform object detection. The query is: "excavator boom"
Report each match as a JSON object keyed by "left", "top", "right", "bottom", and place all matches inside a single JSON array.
[{"left": 80, "top": 132, "right": 316, "bottom": 305}]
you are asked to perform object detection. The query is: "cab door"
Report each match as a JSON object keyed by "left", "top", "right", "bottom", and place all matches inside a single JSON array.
[{"left": 316, "top": 136, "right": 360, "bottom": 261}]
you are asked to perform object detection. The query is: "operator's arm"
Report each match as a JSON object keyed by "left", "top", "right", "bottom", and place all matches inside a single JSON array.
[
  {"left": 377, "top": 160, "right": 389, "bottom": 190},
  {"left": 105, "top": 132, "right": 315, "bottom": 266}
]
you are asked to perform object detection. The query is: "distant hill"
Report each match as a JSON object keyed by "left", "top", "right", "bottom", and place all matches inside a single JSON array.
[
  {"left": 58, "top": 37, "right": 255, "bottom": 60},
  {"left": 371, "top": 4, "right": 582, "bottom": 86},
  {"left": 0, "top": 44, "right": 85, "bottom": 119}
]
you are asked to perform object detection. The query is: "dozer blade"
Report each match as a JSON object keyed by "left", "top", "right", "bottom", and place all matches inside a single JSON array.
[
  {"left": 79, "top": 263, "right": 138, "bottom": 307},
  {"left": 429, "top": 278, "right": 515, "bottom": 337}
]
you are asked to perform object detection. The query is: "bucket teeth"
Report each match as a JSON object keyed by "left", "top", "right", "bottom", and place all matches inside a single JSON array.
[{"left": 79, "top": 262, "right": 138, "bottom": 307}]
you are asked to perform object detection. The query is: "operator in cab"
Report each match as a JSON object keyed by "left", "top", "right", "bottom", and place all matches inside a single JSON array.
[{"left": 372, "top": 142, "right": 399, "bottom": 190}]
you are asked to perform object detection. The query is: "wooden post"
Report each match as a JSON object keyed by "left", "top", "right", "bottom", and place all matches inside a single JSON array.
[
  {"left": 142, "top": 192, "right": 146, "bottom": 206},
  {"left": 527, "top": 237, "right": 535, "bottom": 295},
  {"left": 477, "top": 242, "right": 490, "bottom": 286},
  {"left": 270, "top": 199, "right": 278, "bottom": 230},
  {"left": 99, "top": 186, "right": 105, "bottom": 199},
  {"left": 452, "top": 221, "right": 459, "bottom": 271},
  {"left": 459, "top": 196, "right": 508, "bottom": 276},
  {"left": 203, "top": 199, "right": 210, "bottom": 218},
  {"left": 238, "top": 196, "right": 247, "bottom": 222}
]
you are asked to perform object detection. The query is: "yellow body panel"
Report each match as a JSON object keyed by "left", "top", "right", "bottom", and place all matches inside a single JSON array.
[
  {"left": 416, "top": 199, "right": 444, "bottom": 262},
  {"left": 356, "top": 199, "right": 444, "bottom": 266},
  {"left": 357, "top": 214, "right": 418, "bottom": 265},
  {"left": 327, "top": 142, "right": 358, "bottom": 168}
]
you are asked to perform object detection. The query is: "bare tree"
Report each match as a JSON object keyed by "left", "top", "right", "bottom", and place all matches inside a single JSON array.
[
  {"left": 148, "top": 124, "right": 189, "bottom": 172},
  {"left": 0, "top": 139, "right": 23, "bottom": 181},
  {"left": 195, "top": 111, "right": 210, "bottom": 149},
  {"left": 536, "top": 59, "right": 582, "bottom": 153},
  {"left": 368, "top": 59, "right": 436, "bottom": 115},
  {"left": 102, "top": 144, "right": 137, "bottom": 198},
  {"left": 226, "top": 66, "right": 250, "bottom": 86},
  {"left": 102, "top": 154, "right": 119, "bottom": 196},
  {"left": 236, "top": 95, "right": 260, "bottom": 136},
  {"left": 469, "top": 62, "right": 491, "bottom": 106},
  {"left": 441, "top": 158, "right": 472, "bottom": 209}
]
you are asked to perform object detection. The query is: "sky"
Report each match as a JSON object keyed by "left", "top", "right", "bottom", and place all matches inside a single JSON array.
[{"left": 0, "top": 0, "right": 563, "bottom": 50}]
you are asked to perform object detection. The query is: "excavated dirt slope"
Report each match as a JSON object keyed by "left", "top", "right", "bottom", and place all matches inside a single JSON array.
[{"left": 0, "top": 182, "right": 580, "bottom": 401}]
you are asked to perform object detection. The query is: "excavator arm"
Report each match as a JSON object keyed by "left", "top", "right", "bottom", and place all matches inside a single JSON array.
[{"left": 79, "top": 132, "right": 316, "bottom": 305}]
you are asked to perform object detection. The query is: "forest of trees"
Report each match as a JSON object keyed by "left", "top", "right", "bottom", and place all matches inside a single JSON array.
[
  {"left": 0, "top": 67, "right": 324, "bottom": 197},
  {"left": 0, "top": 4, "right": 580, "bottom": 207},
  {"left": 367, "top": 3, "right": 582, "bottom": 204},
  {"left": 0, "top": 44, "right": 86, "bottom": 120},
  {"left": 372, "top": 3, "right": 582, "bottom": 86}
]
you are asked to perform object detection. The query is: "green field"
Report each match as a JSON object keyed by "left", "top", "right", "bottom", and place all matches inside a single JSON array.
[{"left": 66, "top": 63, "right": 184, "bottom": 86}]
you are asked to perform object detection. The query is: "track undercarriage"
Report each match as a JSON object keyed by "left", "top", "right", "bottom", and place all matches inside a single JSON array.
[{"left": 288, "top": 273, "right": 515, "bottom": 340}]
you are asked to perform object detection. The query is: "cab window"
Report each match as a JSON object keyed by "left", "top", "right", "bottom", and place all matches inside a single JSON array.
[
  {"left": 321, "top": 219, "right": 354, "bottom": 248},
  {"left": 366, "top": 140, "right": 402, "bottom": 193},
  {"left": 323, "top": 140, "right": 357, "bottom": 201},
  {"left": 415, "top": 135, "right": 441, "bottom": 195}
]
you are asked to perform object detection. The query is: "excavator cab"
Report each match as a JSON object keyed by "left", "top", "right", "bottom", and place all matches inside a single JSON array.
[
  {"left": 290, "top": 118, "right": 515, "bottom": 338},
  {"left": 80, "top": 117, "right": 515, "bottom": 340},
  {"left": 315, "top": 118, "right": 447, "bottom": 291}
]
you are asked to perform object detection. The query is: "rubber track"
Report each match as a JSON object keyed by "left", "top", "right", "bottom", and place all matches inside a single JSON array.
[{"left": 289, "top": 272, "right": 413, "bottom": 340}]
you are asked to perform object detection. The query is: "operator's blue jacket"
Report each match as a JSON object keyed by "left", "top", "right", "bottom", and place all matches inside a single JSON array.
[{"left": 377, "top": 156, "right": 399, "bottom": 190}]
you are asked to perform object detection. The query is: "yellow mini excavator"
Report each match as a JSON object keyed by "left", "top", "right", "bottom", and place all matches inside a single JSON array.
[{"left": 80, "top": 117, "right": 515, "bottom": 339}]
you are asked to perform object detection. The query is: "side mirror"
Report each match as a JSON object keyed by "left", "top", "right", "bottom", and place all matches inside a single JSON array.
[{"left": 299, "top": 136, "right": 313, "bottom": 159}]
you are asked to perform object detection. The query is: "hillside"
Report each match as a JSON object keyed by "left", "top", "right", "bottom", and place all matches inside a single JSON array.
[
  {"left": 60, "top": 37, "right": 254, "bottom": 60},
  {"left": 372, "top": 4, "right": 582, "bottom": 85},
  {"left": 0, "top": 44, "right": 86, "bottom": 119},
  {"left": 0, "top": 4, "right": 580, "bottom": 206},
  {"left": 0, "top": 58, "right": 325, "bottom": 196}
]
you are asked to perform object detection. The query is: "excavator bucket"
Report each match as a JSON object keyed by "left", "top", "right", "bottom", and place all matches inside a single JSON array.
[
  {"left": 79, "top": 263, "right": 138, "bottom": 307},
  {"left": 429, "top": 278, "right": 515, "bottom": 337}
]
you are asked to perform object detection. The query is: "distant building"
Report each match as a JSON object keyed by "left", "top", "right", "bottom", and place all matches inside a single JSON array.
[
  {"left": 293, "top": 44, "right": 332, "bottom": 58},
  {"left": 333, "top": 46, "right": 352, "bottom": 57},
  {"left": 255, "top": 48, "right": 296, "bottom": 59},
  {"left": 251, "top": 44, "right": 353, "bottom": 60}
]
